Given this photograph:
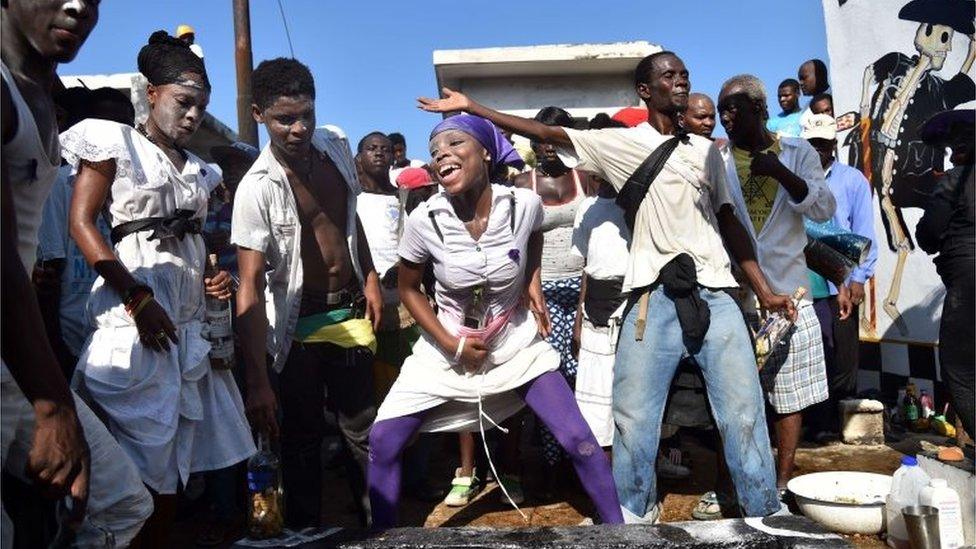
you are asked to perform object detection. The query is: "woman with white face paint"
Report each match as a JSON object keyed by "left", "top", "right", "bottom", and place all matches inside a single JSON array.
[
  {"left": 64, "top": 31, "right": 254, "bottom": 546},
  {"left": 365, "top": 114, "right": 623, "bottom": 528}
]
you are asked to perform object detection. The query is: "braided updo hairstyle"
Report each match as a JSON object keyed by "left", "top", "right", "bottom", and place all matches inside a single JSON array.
[{"left": 137, "top": 30, "right": 210, "bottom": 90}]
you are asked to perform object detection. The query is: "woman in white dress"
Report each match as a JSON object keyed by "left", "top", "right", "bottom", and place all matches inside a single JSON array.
[
  {"left": 366, "top": 114, "right": 622, "bottom": 527},
  {"left": 64, "top": 32, "right": 254, "bottom": 546}
]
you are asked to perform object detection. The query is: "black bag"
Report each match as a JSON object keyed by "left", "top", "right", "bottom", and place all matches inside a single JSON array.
[{"left": 615, "top": 130, "right": 689, "bottom": 232}]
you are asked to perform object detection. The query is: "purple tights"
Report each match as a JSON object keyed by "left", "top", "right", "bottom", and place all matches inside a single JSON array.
[{"left": 367, "top": 370, "right": 623, "bottom": 528}]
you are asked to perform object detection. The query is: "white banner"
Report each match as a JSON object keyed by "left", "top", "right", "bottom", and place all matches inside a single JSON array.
[{"left": 822, "top": 0, "right": 975, "bottom": 345}]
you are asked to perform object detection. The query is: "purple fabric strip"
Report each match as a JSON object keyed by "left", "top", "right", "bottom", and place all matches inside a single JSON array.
[{"left": 430, "top": 114, "right": 525, "bottom": 173}]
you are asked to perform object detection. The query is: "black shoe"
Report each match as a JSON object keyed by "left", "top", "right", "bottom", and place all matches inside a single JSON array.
[{"left": 405, "top": 482, "right": 448, "bottom": 503}]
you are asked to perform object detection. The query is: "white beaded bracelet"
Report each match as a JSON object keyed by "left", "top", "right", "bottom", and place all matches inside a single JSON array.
[{"left": 454, "top": 336, "right": 467, "bottom": 363}]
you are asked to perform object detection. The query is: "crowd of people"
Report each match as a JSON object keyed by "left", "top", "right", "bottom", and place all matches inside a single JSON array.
[{"left": 2, "top": 1, "right": 973, "bottom": 547}]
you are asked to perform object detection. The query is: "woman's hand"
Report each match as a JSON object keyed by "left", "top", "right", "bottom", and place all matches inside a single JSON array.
[
  {"left": 134, "top": 298, "right": 179, "bottom": 352},
  {"left": 204, "top": 270, "right": 233, "bottom": 300},
  {"left": 417, "top": 87, "right": 472, "bottom": 114},
  {"left": 525, "top": 284, "right": 551, "bottom": 338},
  {"left": 455, "top": 336, "right": 489, "bottom": 372}
]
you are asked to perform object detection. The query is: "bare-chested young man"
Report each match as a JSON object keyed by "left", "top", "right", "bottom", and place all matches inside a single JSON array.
[{"left": 232, "top": 58, "right": 381, "bottom": 528}]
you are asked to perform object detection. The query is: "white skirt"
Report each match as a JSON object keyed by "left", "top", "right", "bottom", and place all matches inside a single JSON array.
[
  {"left": 74, "top": 321, "right": 255, "bottom": 494},
  {"left": 575, "top": 319, "right": 616, "bottom": 447},
  {"left": 374, "top": 332, "right": 559, "bottom": 432}
]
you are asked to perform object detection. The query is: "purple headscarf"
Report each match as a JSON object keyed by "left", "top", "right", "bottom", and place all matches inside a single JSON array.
[{"left": 429, "top": 114, "right": 525, "bottom": 173}]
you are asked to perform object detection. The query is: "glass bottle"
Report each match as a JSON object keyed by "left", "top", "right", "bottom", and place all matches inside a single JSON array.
[
  {"left": 754, "top": 287, "right": 807, "bottom": 369},
  {"left": 205, "top": 253, "right": 234, "bottom": 370},
  {"left": 247, "top": 433, "right": 284, "bottom": 539}
]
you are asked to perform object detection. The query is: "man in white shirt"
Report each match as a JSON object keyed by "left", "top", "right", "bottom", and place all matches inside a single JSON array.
[
  {"left": 419, "top": 51, "right": 793, "bottom": 523},
  {"left": 233, "top": 58, "right": 382, "bottom": 527},
  {"left": 717, "top": 74, "right": 836, "bottom": 494}
]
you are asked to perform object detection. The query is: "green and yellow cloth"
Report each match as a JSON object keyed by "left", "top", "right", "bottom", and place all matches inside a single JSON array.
[{"left": 294, "top": 308, "right": 377, "bottom": 354}]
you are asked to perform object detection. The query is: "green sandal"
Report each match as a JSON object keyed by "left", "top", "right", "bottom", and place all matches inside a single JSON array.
[{"left": 444, "top": 467, "right": 481, "bottom": 507}]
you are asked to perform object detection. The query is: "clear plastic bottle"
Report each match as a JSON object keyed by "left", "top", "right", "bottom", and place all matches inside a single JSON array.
[
  {"left": 247, "top": 433, "right": 284, "bottom": 539},
  {"left": 204, "top": 254, "right": 234, "bottom": 370},
  {"left": 919, "top": 478, "right": 965, "bottom": 549},
  {"left": 886, "top": 455, "right": 931, "bottom": 548},
  {"left": 754, "top": 287, "right": 806, "bottom": 369}
]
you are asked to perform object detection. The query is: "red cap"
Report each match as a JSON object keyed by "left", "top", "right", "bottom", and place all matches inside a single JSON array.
[
  {"left": 396, "top": 167, "right": 435, "bottom": 189},
  {"left": 612, "top": 107, "right": 648, "bottom": 128}
]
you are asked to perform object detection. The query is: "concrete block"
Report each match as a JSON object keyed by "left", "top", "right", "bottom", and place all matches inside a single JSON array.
[
  {"left": 918, "top": 452, "right": 975, "bottom": 546},
  {"left": 233, "top": 516, "right": 850, "bottom": 548},
  {"left": 839, "top": 399, "right": 885, "bottom": 445}
]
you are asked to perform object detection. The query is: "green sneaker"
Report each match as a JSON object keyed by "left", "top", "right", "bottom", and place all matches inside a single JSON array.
[
  {"left": 444, "top": 467, "right": 481, "bottom": 507},
  {"left": 497, "top": 474, "right": 524, "bottom": 505}
]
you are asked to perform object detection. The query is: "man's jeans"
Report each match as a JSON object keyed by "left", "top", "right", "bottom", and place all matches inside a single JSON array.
[{"left": 611, "top": 286, "right": 780, "bottom": 522}]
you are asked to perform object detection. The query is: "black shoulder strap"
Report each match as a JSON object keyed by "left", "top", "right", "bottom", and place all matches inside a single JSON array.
[
  {"left": 615, "top": 130, "right": 689, "bottom": 232},
  {"left": 428, "top": 209, "right": 445, "bottom": 243}
]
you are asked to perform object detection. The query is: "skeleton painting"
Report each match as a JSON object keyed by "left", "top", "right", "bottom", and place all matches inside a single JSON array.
[{"left": 845, "top": 0, "right": 975, "bottom": 336}]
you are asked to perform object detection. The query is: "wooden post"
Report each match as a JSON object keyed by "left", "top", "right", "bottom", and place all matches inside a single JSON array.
[{"left": 233, "top": 0, "right": 257, "bottom": 146}]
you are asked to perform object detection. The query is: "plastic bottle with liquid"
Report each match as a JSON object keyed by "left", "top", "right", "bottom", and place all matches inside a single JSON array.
[
  {"left": 247, "top": 433, "right": 284, "bottom": 539},
  {"left": 886, "top": 456, "right": 931, "bottom": 548},
  {"left": 919, "top": 478, "right": 965, "bottom": 549}
]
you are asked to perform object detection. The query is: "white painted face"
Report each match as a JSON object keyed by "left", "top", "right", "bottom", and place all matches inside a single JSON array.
[{"left": 914, "top": 22, "right": 954, "bottom": 70}]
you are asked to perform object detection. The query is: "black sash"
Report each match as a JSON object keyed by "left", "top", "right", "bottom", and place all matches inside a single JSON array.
[
  {"left": 110, "top": 209, "right": 202, "bottom": 245},
  {"left": 583, "top": 275, "right": 625, "bottom": 327}
]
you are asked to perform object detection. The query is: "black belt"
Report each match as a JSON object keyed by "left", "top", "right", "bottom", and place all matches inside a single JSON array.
[{"left": 111, "top": 209, "right": 202, "bottom": 245}]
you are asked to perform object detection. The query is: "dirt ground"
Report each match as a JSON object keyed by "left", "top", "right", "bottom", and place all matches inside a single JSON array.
[{"left": 174, "top": 424, "right": 943, "bottom": 548}]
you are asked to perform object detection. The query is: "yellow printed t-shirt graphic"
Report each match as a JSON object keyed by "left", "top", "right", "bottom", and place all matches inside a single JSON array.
[{"left": 733, "top": 137, "right": 782, "bottom": 234}]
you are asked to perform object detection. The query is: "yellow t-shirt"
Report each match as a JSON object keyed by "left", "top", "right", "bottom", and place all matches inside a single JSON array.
[{"left": 732, "top": 137, "right": 782, "bottom": 233}]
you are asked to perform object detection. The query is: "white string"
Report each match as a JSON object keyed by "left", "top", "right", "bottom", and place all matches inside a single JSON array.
[{"left": 476, "top": 364, "right": 527, "bottom": 520}]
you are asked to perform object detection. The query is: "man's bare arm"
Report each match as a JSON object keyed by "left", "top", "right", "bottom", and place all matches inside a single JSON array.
[
  {"left": 1, "top": 82, "right": 89, "bottom": 510},
  {"left": 236, "top": 247, "right": 278, "bottom": 437}
]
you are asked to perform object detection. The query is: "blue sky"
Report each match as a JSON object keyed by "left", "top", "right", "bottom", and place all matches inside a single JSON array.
[{"left": 65, "top": 0, "right": 829, "bottom": 156}]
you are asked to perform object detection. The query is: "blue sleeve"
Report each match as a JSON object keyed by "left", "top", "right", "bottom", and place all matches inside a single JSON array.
[{"left": 848, "top": 170, "right": 878, "bottom": 283}]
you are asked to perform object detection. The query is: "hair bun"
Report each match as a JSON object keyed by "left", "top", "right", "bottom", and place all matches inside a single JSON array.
[
  {"left": 137, "top": 29, "right": 210, "bottom": 89},
  {"left": 147, "top": 30, "right": 189, "bottom": 50}
]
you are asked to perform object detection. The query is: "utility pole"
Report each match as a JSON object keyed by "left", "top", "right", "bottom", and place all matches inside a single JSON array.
[{"left": 233, "top": 0, "right": 257, "bottom": 146}]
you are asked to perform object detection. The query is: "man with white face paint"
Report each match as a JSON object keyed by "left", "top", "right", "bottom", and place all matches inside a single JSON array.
[
  {"left": 2, "top": 1, "right": 152, "bottom": 546},
  {"left": 846, "top": 0, "right": 975, "bottom": 335}
]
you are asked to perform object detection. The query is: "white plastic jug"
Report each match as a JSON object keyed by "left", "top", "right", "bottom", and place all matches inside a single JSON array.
[
  {"left": 886, "top": 455, "right": 931, "bottom": 548},
  {"left": 919, "top": 478, "right": 965, "bottom": 549}
]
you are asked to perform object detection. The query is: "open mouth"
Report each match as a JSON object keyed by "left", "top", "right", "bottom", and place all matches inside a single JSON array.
[{"left": 438, "top": 163, "right": 462, "bottom": 183}]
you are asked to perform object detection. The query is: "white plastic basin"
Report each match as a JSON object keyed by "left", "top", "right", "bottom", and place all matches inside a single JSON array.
[{"left": 787, "top": 471, "right": 892, "bottom": 535}]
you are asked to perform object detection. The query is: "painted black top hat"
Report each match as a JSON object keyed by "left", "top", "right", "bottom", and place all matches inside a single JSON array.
[{"left": 898, "top": 0, "right": 976, "bottom": 34}]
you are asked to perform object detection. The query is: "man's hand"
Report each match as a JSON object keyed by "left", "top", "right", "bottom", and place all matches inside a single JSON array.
[
  {"left": 204, "top": 270, "right": 233, "bottom": 301},
  {"left": 363, "top": 273, "right": 383, "bottom": 332},
  {"left": 758, "top": 291, "right": 797, "bottom": 322},
  {"left": 848, "top": 281, "right": 865, "bottom": 307},
  {"left": 417, "top": 87, "right": 472, "bottom": 114},
  {"left": 837, "top": 284, "right": 853, "bottom": 321},
  {"left": 246, "top": 380, "right": 279, "bottom": 438},
  {"left": 27, "top": 401, "right": 90, "bottom": 516},
  {"left": 750, "top": 150, "right": 787, "bottom": 179}
]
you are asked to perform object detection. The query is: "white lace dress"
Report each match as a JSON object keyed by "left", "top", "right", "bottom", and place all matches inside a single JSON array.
[{"left": 61, "top": 119, "right": 255, "bottom": 494}]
